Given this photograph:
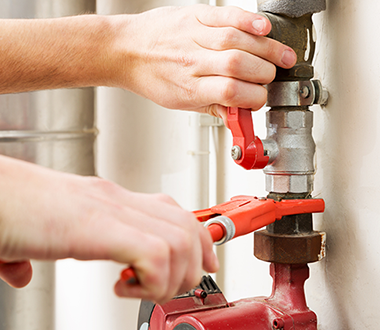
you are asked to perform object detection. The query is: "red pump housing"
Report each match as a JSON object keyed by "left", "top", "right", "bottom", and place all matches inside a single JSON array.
[{"left": 144, "top": 263, "right": 316, "bottom": 330}]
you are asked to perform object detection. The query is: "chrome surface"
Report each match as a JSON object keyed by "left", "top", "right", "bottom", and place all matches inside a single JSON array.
[
  {"left": 231, "top": 145, "right": 242, "bottom": 161},
  {"left": 0, "top": 1, "right": 96, "bottom": 330},
  {"left": 204, "top": 216, "right": 236, "bottom": 246},
  {"left": 264, "top": 110, "right": 315, "bottom": 193},
  {"left": 266, "top": 81, "right": 316, "bottom": 107}
]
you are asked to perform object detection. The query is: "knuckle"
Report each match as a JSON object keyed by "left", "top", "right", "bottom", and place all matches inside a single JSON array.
[
  {"left": 181, "top": 79, "right": 199, "bottom": 104},
  {"left": 86, "top": 176, "right": 119, "bottom": 194},
  {"left": 174, "top": 228, "right": 193, "bottom": 255},
  {"left": 179, "top": 210, "right": 198, "bottom": 231},
  {"left": 149, "top": 239, "right": 170, "bottom": 262},
  {"left": 176, "top": 52, "right": 196, "bottom": 68},
  {"left": 219, "top": 27, "right": 238, "bottom": 49},
  {"left": 220, "top": 79, "right": 239, "bottom": 105},
  {"left": 152, "top": 193, "right": 176, "bottom": 205},
  {"left": 222, "top": 51, "right": 242, "bottom": 76}
]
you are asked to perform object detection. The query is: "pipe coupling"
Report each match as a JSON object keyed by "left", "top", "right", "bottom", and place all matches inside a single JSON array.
[
  {"left": 267, "top": 80, "right": 329, "bottom": 107},
  {"left": 264, "top": 110, "right": 315, "bottom": 193},
  {"left": 257, "top": 0, "right": 326, "bottom": 18}
]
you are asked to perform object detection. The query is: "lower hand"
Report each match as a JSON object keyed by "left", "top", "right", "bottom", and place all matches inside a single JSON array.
[{"left": 0, "top": 155, "right": 218, "bottom": 304}]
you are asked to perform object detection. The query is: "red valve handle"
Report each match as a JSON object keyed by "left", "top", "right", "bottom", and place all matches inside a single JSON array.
[{"left": 227, "top": 107, "right": 269, "bottom": 170}]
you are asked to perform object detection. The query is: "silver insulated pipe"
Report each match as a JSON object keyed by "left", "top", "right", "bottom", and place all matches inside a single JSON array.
[{"left": 0, "top": 1, "right": 96, "bottom": 329}]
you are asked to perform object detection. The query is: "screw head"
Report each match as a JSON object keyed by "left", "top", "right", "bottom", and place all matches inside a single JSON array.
[
  {"left": 300, "top": 85, "right": 310, "bottom": 99},
  {"left": 231, "top": 145, "right": 242, "bottom": 160}
]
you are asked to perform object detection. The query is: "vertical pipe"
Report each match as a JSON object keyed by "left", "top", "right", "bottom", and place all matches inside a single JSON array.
[
  {"left": 189, "top": 113, "right": 210, "bottom": 210},
  {"left": 0, "top": 1, "right": 96, "bottom": 330}
]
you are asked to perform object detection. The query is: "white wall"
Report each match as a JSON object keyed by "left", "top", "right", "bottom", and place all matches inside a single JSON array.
[
  {"left": 308, "top": 0, "right": 380, "bottom": 328},
  {"left": 95, "top": 0, "right": 380, "bottom": 329}
]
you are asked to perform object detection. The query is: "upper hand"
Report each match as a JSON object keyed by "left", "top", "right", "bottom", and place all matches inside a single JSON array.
[{"left": 108, "top": 5, "right": 297, "bottom": 124}]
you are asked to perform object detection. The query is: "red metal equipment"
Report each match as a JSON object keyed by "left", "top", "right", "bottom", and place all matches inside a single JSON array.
[{"left": 141, "top": 263, "right": 316, "bottom": 330}]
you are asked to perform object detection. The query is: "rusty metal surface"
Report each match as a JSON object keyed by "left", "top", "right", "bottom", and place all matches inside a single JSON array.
[
  {"left": 254, "top": 230, "right": 325, "bottom": 264},
  {"left": 260, "top": 13, "right": 315, "bottom": 81},
  {"left": 258, "top": 0, "right": 326, "bottom": 18}
]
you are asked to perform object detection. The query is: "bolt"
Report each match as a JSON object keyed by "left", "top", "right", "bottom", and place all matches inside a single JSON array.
[
  {"left": 312, "top": 79, "right": 329, "bottom": 105},
  {"left": 273, "top": 318, "right": 285, "bottom": 329},
  {"left": 300, "top": 85, "right": 310, "bottom": 99},
  {"left": 231, "top": 145, "right": 242, "bottom": 160},
  {"left": 194, "top": 289, "right": 208, "bottom": 299}
]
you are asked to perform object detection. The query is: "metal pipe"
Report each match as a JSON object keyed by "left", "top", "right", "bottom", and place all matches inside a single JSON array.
[
  {"left": 257, "top": 0, "right": 326, "bottom": 18},
  {"left": 0, "top": 1, "right": 96, "bottom": 330}
]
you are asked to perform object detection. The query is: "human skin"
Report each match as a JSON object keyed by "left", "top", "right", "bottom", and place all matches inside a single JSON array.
[{"left": 0, "top": 5, "right": 296, "bottom": 304}]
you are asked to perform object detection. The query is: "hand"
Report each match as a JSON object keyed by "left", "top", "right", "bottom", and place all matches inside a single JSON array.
[
  {"left": 108, "top": 5, "right": 297, "bottom": 124},
  {"left": 0, "top": 155, "right": 218, "bottom": 304}
]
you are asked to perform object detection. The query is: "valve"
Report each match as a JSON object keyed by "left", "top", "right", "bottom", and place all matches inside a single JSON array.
[
  {"left": 120, "top": 197, "right": 325, "bottom": 284},
  {"left": 227, "top": 107, "right": 270, "bottom": 170}
]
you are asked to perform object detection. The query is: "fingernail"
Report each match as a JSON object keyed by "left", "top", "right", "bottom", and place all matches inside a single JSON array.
[
  {"left": 281, "top": 49, "right": 297, "bottom": 67},
  {"left": 252, "top": 19, "right": 265, "bottom": 34}
]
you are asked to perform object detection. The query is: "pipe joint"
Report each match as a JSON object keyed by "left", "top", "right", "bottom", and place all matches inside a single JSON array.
[{"left": 258, "top": 0, "right": 326, "bottom": 18}]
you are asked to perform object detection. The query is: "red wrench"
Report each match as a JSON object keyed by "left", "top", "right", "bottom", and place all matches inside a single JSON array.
[{"left": 120, "top": 196, "right": 325, "bottom": 284}]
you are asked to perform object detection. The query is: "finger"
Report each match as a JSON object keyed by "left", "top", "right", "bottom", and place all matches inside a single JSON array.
[
  {"left": 195, "top": 5, "right": 272, "bottom": 36},
  {"left": 194, "top": 26, "right": 297, "bottom": 69},
  {"left": 114, "top": 206, "right": 202, "bottom": 298},
  {"left": 202, "top": 104, "right": 229, "bottom": 128},
  {"left": 194, "top": 76, "right": 268, "bottom": 110},
  {"left": 199, "top": 226, "right": 219, "bottom": 274},
  {"left": 197, "top": 49, "right": 276, "bottom": 85},
  {"left": 0, "top": 260, "right": 33, "bottom": 288},
  {"left": 73, "top": 211, "right": 195, "bottom": 302}
]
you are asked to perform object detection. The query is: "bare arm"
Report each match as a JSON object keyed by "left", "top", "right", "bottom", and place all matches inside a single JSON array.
[
  {"left": 0, "top": 15, "right": 117, "bottom": 93},
  {"left": 0, "top": 4, "right": 296, "bottom": 303},
  {"left": 0, "top": 5, "right": 296, "bottom": 121}
]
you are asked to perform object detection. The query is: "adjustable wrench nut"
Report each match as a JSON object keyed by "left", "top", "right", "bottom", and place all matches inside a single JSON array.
[{"left": 204, "top": 216, "right": 236, "bottom": 245}]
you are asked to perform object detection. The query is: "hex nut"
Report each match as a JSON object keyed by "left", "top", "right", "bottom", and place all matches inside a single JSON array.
[
  {"left": 265, "top": 174, "right": 314, "bottom": 194},
  {"left": 254, "top": 230, "right": 325, "bottom": 264}
]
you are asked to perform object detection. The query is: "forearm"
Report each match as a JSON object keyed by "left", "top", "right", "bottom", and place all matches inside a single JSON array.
[{"left": 0, "top": 15, "right": 127, "bottom": 93}]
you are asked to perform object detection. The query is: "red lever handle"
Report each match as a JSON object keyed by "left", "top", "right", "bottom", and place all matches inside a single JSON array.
[
  {"left": 120, "top": 223, "right": 224, "bottom": 284},
  {"left": 227, "top": 107, "right": 269, "bottom": 170}
]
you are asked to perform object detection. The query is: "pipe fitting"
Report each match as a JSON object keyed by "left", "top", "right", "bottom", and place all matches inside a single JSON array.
[
  {"left": 266, "top": 174, "right": 314, "bottom": 194},
  {"left": 267, "top": 80, "right": 328, "bottom": 107},
  {"left": 258, "top": 0, "right": 326, "bottom": 18},
  {"left": 264, "top": 110, "right": 315, "bottom": 194}
]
